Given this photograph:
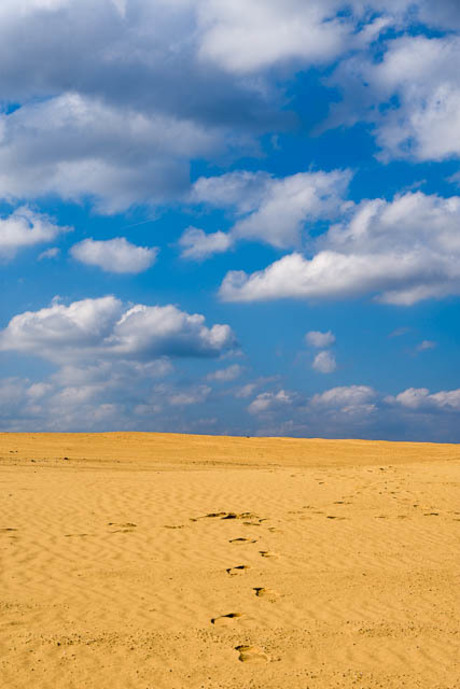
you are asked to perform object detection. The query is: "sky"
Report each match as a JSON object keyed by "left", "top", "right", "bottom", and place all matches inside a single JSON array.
[{"left": 1, "top": 0, "right": 460, "bottom": 441}]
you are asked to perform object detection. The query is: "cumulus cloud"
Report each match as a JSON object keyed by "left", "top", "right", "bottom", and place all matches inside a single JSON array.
[
  {"left": 305, "top": 330, "right": 335, "bottom": 348},
  {"left": 0, "top": 94, "right": 222, "bottom": 213},
  {"left": 71, "top": 237, "right": 158, "bottom": 273},
  {"left": 310, "top": 385, "right": 376, "bottom": 413},
  {"left": 0, "top": 1, "right": 457, "bottom": 214},
  {"left": 0, "top": 1, "right": 294, "bottom": 212},
  {"left": 312, "top": 350, "right": 337, "bottom": 374},
  {"left": 248, "top": 389, "right": 292, "bottom": 415},
  {"left": 178, "top": 227, "right": 232, "bottom": 260},
  {"left": 197, "top": 0, "right": 435, "bottom": 75},
  {"left": 207, "top": 363, "right": 243, "bottom": 382},
  {"left": 2, "top": 369, "right": 460, "bottom": 439},
  {"left": 0, "top": 0, "right": 458, "bottom": 216},
  {"left": 331, "top": 34, "right": 460, "bottom": 162},
  {"left": 0, "top": 207, "right": 69, "bottom": 259},
  {"left": 220, "top": 192, "right": 460, "bottom": 305},
  {"left": 234, "top": 383, "right": 257, "bottom": 398},
  {"left": 246, "top": 384, "right": 379, "bottom": 436},
  {"left": 0, "top": 295, "right": 237, "bottom": 430},
  {"left": 373, "top": 36, "right": 460, "bottom": 162},
  {"left": 0, "top": 296, "right": 236, "bottom": 363},
  {"left": 191, "top": 169, "right": 351, "bottom": 250},
  {"left": 197, "top": 0, "right": 351, "bottom": 74},
  {"left": 387, "top": 387, "right": 460, "bottom": 411},
  {"left": 169, "top": 385, "right": 211, "bottom": 406}
]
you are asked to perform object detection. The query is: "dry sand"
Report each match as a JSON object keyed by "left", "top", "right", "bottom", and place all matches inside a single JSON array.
[{"left": 1, "top": 432, "right": 459, "bottom": 688}]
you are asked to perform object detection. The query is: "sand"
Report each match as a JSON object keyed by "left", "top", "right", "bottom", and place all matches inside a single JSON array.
[{"left": 0, "top": 433, "right": 459, "bottom": 689}]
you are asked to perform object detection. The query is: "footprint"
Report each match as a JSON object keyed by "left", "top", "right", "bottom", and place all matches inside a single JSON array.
[
  {"left": 107, "top": 522, "right": 137, "bottom": 527},
  {"left": 211, "top": 612, "right": 243, "bottom": 626},
  {"left": 107, "top": 522, "right": 137, "bottom": 533},
  {"left": 0, "top": 527, "right": 17, "bottom": 532},
  {"left": 64, "top": 533, "right": 89, "bottom": 538},
  {"left": 200, "top": 511, "right": 262, "bottom": 521},
  {"left": 229, "top": 537, "right": 257, "bottom": 545},
  {"left": 259, "top": 550, "right": 278, "bottom": 559},
  {"left": 424, "top": 512, "right": 439, "bottom": 516},
  {"left": 226, "top": 565, "right": 250, "bottom": 576},
  {"left": 253, "top": 587, "right": 279, "bottom": 601},
  {"left": 235, "top": 645, "right": 268, "bottom": 663}
]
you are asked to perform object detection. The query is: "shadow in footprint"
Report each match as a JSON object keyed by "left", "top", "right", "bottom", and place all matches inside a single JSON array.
[
  {"left": 108, "top": 522, "right": 137, "bottom": 533},
  {"left": 198, "top": 511, "right": 263, "bottom": 522},
  {"left": 229, "top": 537, "right": 257, "bottom": 545},
  {"left": 226, "top": 565, "right": 250, "bottom": 576},
  {"left": 235, "top": 645, "right": 268, "bottom": 663},
  {"left": 211, "top": 612, "right": 243, "bottom": 626},
  {"left": 259, "top": 550, "right": 278, "bottom": 559},
  {"left": 253, "top": 587, "right": 279, "bottom": 601}
]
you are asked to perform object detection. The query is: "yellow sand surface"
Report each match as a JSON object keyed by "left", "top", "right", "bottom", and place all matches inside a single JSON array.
[{"left": 1, "top": 433, "right": 459, "bottom": 688}]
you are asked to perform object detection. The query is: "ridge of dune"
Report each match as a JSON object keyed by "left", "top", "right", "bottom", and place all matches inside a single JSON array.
[{"left": 1, "top": 432, "right": 459, "bottom": 468}]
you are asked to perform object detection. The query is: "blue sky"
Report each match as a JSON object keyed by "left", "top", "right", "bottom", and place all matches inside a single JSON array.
[{"left": 1, "top": 0, "right": 460, "bottom": 440}]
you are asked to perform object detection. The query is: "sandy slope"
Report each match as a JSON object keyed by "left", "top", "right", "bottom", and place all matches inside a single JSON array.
[{"left": 0, "top": 433, "right": 459, "bottom": 689}]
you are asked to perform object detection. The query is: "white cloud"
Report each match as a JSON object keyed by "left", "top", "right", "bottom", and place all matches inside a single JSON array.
[
  {"left": 191, "top": 169, "right": 351, "bottom": 250},
  {"left": 374, "top": 36, "right": 460, "bottom": 162},
  {"left": 388, "top": 327, "right": 411, "bottom": 338},
  {"left": 2, "top": 371, "right": 460, "bottom": 439},
  {"left": 197, "top": 0, "right": 351, "bottom": 74},
  {"left": 71, "top": 237, "right": 158, "bottom": 274},
  {"left": 169, "top": 385, "right": 211, "bottom": 406},
  {"left": 310, "top": 385, "right": 376, "bottom": 413},
  {"left": 248, "top": 389, "right": 292, "bottom": 415},
  {"left": 197, "top": 0, "right": 460, "bottom": 78},
  {"left": 0, "top": 296, "right": 236, "bottom": 363},
  {"left": 312, "top": 350, "right": 337, "bottom": 374},
  {"left": 332, "top": 35, "right": 460, "bottom": 162},
  {"left": 0, "top": 94, "right": 221, "bottom": 213},
  {"left": 0, "top": 1, "right": 321, "bottom": 213},
  {"left": 220, "top": 192, "right": 460, "bottom": 305},
  {"left": 0, "top": 0, "right": 457, "bottom": 219},
  {"left": 207, "top": 363, "right": 243, "bottom": 382},
  {"left": 416, "top": 340, "right": 437, "bottom": 352},
  {"left": 53, "top": 359, "right": 173, "bottom": 388},
  {"left": 387, "top": 387, "right": 460, "bottom": 411},
  {"left": 38, "top": 247, "right": 60, "bottom": 260},
  {"left": 178, "top": 227, "right": 232, "bottom": 260},
  {"left": 220, "top": 251, "right": 405, "bottom": 302},
  {"left": 0, "top": 207, "right": 69, "bottom": 259},
  {"left": 234, "top": 382, "right": 257, "bottom": 398},
  {"left": 0, "top": 295, "right": 236, "bottom": 430},
  {"left": 305, "top": 330, "right": 335, "bottom": 348}
]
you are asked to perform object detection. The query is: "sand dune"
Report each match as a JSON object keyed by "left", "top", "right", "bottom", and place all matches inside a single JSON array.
[{"left": 1, "top": 433, "right": 459, "bottom": 688}]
